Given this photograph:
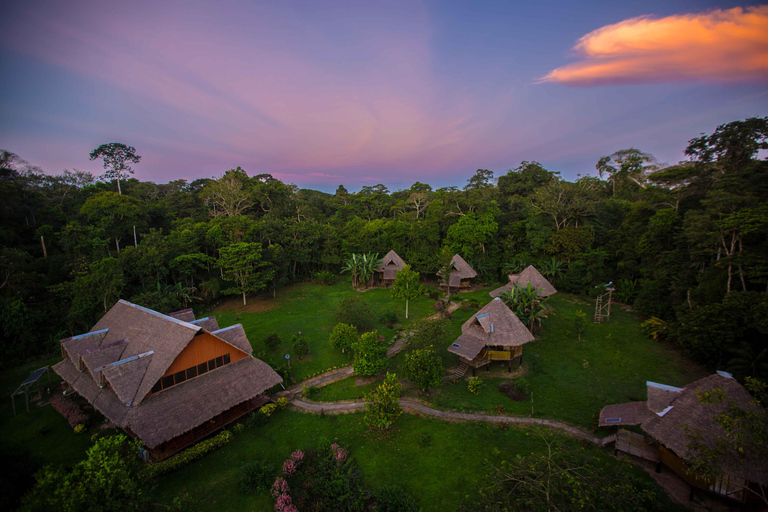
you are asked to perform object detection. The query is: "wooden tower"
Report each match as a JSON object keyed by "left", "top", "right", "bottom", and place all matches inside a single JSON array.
[{"left": 594, "top": 284, "right": 614, "bottom": 323}]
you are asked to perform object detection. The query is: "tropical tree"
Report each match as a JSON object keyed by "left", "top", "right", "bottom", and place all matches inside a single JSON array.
[
  {"left": 89, "top": 143, "right": 141, "bottom": 195},
  {"left": 498, "top": 283, "right": 549, "bottom": 333},
  {"left": 216, "top": 242, "right": 272, "bottom": 305},
  {"left": 596, "top": 148, "right": 658, "bottom": 196},
  {"left": 342, "top": 252, "right": 380, "bottom": 289},
  {"left": 390, "top": 264, "right": 422, "bottom": 319},
  {"left": 330, "top": 322, "right": 358, "bottom": 355},
  {"left": 404, "top": 347, "right": 443, "bottom": 391},
  {"left": 365, "top": 372, "right": 402, "bottom": 429},
  {"left": 353, "top": 331, "right": 388, "bottom": 376},
  {"left": 539, "top": 257, "right": 564, "bottom": 281},
  {"left": 201, "top": 168, "right": 252, "bottom": 217}
]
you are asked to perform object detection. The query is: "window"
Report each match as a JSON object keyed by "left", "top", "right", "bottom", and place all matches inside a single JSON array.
[
  {"left": 174, "top": 370, "right": 186, "bottom": 385},
  {"left": 222, "top": 353, "right": 231, "bottom": 365},
  {"left": 161, "top": 375, "right": 174, "bottom": 389},
  {"left": 151, "top": 380, "right": 162, "bottom": 394},
  {"left": 186, "top": 366, "right": 198, "bottom": 379},
  {"left": 197, "top": 362, "right": 208, "bottom": 375},
  {"left": 215, "top": 356, "right": 223, "bottom": 368}
]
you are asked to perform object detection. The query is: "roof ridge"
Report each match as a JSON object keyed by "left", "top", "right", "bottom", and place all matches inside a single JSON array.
[{"left": 118, "top": 300, "right": 200, "bottom": 331}]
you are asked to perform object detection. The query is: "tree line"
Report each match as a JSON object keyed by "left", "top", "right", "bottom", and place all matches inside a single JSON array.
[{"left": 1, "top": 117, "right": 767, "bottom": 377}]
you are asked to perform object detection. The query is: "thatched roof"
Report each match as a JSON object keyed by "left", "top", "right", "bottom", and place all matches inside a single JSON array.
[
  {"left": 376, "top": 250, "right": 406, "bottom": 275},
  {"left": 448, "top": 298, "right": 534, "bottom": 360},
  {"left": 212, "top": 324, "right": 253, "bottom": 354},
  {"left": 190, "top": 316, "right": 220, "bottom": 332},
  {"left": 599, "top": 372, "right": 766, "bottom": 483},
  {"left": 490, "top": 265, "right": 557, "bottom": 298},
  {"left": 53, "top": 300, "right": 282, "bottom": 448},
  {"left": 449, "top": 254, "right": 476, "bottom": 279},
  {"left": 168, "top": 308, "right": 195, "bottom": 322}
]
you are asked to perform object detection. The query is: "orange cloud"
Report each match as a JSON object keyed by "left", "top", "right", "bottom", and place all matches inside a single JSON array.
[{"left": 541, "top": 6, "right": 768, "bottom": 86}]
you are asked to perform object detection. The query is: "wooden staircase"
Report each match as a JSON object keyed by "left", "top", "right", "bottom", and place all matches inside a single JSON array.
[{"left": 455, "top": 361, "right": 469, "bottom": 377}]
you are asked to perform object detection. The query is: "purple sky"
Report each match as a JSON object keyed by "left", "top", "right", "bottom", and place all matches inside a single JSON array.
[{"left": 1, "top": 0, "right": 766, "bottom": 192}]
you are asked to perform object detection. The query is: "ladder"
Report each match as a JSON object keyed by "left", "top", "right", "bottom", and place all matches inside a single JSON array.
[{"left": 594, "top": 289, "right": 613, "bottom": 323}]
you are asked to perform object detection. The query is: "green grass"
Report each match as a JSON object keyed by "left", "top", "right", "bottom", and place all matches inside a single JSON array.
[
  {"left": 210, "top": 278, "right": 438, "bottom": 381},
  {"left": 313, "top": 291, "right": 707, "bottom": 432},
  {"left": 150, "top": 409, "right": 684, "bottom": 512}
]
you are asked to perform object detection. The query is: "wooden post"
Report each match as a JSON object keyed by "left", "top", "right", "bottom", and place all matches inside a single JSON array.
[{"left": 40, "top": 235, "right": 47, "bottom": 258}]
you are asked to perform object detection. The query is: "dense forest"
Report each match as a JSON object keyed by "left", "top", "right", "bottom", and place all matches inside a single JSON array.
[{"left": 1, "top": 117, "right": 767, "bottom": 378}]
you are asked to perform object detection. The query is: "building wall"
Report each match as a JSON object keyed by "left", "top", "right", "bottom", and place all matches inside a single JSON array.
[{"left": 162, "top": 333, "right": 247, "bottom": 378}]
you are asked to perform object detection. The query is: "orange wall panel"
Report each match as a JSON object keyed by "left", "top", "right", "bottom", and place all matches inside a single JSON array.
[{"left": 162, "top": 333, "right": 247, "bottom": 378}]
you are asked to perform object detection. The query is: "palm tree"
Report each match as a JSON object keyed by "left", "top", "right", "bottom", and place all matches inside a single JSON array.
[
  {"left": 341, "top": 252, "right": 380, "bottom": 289},
  {"left": 502, "top": 258, "right": 527, "bottom": 276},
  {"left": 499, "top": 283, "right": 549, "bottom": 334}
]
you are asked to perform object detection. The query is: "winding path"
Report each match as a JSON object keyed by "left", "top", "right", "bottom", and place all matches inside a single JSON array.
[{"left": 289, "top": 397, "right": 615, "bottom": 446}]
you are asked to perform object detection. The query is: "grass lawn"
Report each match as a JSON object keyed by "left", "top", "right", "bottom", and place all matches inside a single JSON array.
[
  {"left": 210, "top": 278, "right": 438, "bottom": 382},
  {"left": 314, "top": 291, "right": 708, "bottom": 432},
  {"left": 150, "top": 409, "right": 684, "bottom": 512}
]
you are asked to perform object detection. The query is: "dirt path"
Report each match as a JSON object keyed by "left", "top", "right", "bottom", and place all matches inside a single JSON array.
[{"left": 288, "top": 396, "right": 614, "bottom": 446}]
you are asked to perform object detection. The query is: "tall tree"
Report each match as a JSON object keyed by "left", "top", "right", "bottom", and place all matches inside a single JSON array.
[
  {"left": 201, "top": 168, "right": 252, "bottom": 217},
  {"left": 217, "top": 242, "right": 272, "bottom": 305},
  {"left": 89, "top": 143, "right": 141, "bottom": 195},
  {"left": 390, "top": 264, "right": 422, "bottom": 319},
  {"left": 596, "top": 148, "right": 657, "bottom": 196}
]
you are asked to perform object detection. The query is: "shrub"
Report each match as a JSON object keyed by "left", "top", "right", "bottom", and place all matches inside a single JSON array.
[
  {"left": 353, "top": 331, "right": 389, "bottom": 376},
  {"left": 428, "top": 290, "right": 440, "bottom": 300},
  {"left": 148, "top": 430, "right": 232, "bottom": 479},
  {"left": 259, "top": 403, "right": 278, "bottom": 417},
  {"left": 264, "top": 333, "right": 282, "bottom": 350},
  {"left": 379, "top": 311, "right": 398, "bottom": 328},
  {"left": 373, "top": 484, "right": 420, "bottom": 512},
  {"left": 74, "top": 424, "right": 86, "bottom": 434},
  {"left": 468, "top": 377, "right": 484, "bottom": 395},
  {"left": 335, "top": 295, "right": 375, "bottom": 331},
  {"left": 365, "top": 373, "right": 402, "bottom": 429},
  {"left": 276, "top": 397, "right": 290, "bottom": 409},
  {"left": 312, "top": 270, "right": 335, "bottom": 286},
  {"left": 302, "top": 385, "right": 319, "bottom": 399},
  {"left": 404, "top": 347, "right": 443, "bottom": 391},
  {"left": 50, "top": 394, "right": 89, "bottom": 428},
  {"left": 433, "top": 300, "right": 445, "bottom": 311},
  {"left": 408, "top": 318, "right": 449, "bottom": 352},
  {"left": 293, "top": 337, "right": 309, "bottom": 358},
  {"left": 330, "top": 322, "right": 358, "bottom": 355},
  {"left": 240, "top": 459, "right": 275, "bottom": 494}
]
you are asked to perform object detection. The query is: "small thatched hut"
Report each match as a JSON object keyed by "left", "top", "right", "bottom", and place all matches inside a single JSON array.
[
  {"left": 490, "top": 265, "right": 557, "bottom": 298},
  {"left": 53, "top": 300, "right": 282, "bottom": 460},
  {"left": 376, "top": 250, "right": 407, "bottom": 286},
  {"left": 599, "top": 372, "right": 766, "bottom": 504},
  {"left": 441, "top": 254, "right": 477, "bottom": 292},
  {"left": 448, "top": 297, "right": 534, "bottom": 376}
]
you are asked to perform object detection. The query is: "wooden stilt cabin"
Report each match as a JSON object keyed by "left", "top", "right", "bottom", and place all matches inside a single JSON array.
[
  {"left": 376, "top": 250, "right": 407, "bottom": 287},
  {"left": 599, "top": 372, "right": 766, "bottom": 506},
  {"left": 490, "top": 265, "right": 557, "bottom": 298},
  {"left": 448, "top": 298, "right": 534, "bottom": 377},
  {"left": 53, "top": 300, "right": 282, "bottom": 460},
  {"left": 441, "top": 254, "right": 477, "bottom": 293}
]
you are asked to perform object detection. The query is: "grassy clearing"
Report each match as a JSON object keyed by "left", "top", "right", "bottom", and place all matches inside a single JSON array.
[
  {"left": 150, "top": 409, "right": 684, "bottom": 512},
  {"left": 211, "top": 278, "right": 439, "bottom": 382},
  {"left": 313, "top": 291, "right": 707, "bottom": 432}
]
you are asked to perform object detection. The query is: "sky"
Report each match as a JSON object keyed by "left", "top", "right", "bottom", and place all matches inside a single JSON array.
[{"left": 1, "top": 0, "right": 766, "bottom": 192}]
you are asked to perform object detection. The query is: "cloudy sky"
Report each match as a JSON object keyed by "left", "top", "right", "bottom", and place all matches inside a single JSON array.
[{"left": 1, "top": 0, "right": 766, "bottom": 191}]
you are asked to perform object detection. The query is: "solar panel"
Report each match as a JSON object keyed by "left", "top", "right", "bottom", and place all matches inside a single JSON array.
[
  {"left": 605, "top": 418, "right": 621, "bottom": 423},
  {"left": 451, "top": 343, "right": 461, "bottom": 348}
]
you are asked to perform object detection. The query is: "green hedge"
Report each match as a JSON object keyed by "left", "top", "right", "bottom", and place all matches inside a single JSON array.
[{"left": 147, "top": 430, "right": 233, "bottom": 479}]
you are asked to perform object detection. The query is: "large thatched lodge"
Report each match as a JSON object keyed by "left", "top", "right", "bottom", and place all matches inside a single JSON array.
[
  {"left": 599, "top": 372, "right": 766, "bottom": 505},
  {"left": 489, "top": 265, "right": 557, "bottom": 298},
  {"left": 448, "top": 297, "right": 534, "bottom": 376},
  {"left": 53, "top": 300, "right": 282, "bottom": 460}
]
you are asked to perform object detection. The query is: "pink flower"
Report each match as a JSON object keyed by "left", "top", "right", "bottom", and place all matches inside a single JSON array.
[
  {"left": 290, "top": 449, "right": 304, "bottom": 462},
  {"left": 271, "top": 477, "right": 289, "bottom": 498},
  {"left": 275, "top": 493, "right": 298, "bottom": 512},
  {"left": 282, "top": 459, "right": 297, "bottom": 477}
]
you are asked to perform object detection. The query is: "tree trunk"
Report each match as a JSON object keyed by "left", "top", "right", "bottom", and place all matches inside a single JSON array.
[
  {"left": 117, "top": 178, "right": 122, "bottom": 195},
  {"left": 133, "top": 225, "right": 138, "bottom": 248},
  {"left": 40, "top": 235, "right": 47, "bottom": 258},
  {"left": 242, "top": 290, "right": 247, "bottom": 306},
  {"left": 115, "top": 235, "right": 120, "bottom": 254},
  {"left": 406, "top": 299, "right": 409, "bottom": 320}
]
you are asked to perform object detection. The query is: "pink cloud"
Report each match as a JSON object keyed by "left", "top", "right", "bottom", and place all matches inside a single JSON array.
[{"left": 541, "top": 6, "right": 768, "bottom": 86}]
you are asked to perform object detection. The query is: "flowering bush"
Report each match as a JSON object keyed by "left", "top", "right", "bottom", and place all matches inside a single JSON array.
[
  {"left": 259, "top": 403, "right": 278, "bottom": 417},
  {"left": 468, "top": 376, "right": 484, "bottom": 395},
  {"left": 50, "top": 394, "right": 88, "bottom": 428},
  {"left": 276, "top": 397, "right": 290, "bottom": 409},
  {"left": 74, "top": 424, "right": 86, "bottom": 434}
]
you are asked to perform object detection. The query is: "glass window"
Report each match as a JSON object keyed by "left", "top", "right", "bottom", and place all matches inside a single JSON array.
[
  {"left": 174, "top": 370, "right": 186, "bottom": 384},
  {"left": 198, "top": 362, "right": 208, "bottom": 375},
  {"left": 186, "top": 366, "right": 198, "bottom": 379},
  {"left": 151, "top": 380, "right": 162, "bottom": 393},
  {"left": 208, "top": 358, "right": 216, "bottom": 370},
  {"left": 215, "top": 356, "right": 223, "bottom": 368},
  {"left": 222, "top": 353, "right": 231, "bottom": 365},
  {"left": 161, "top": 375, "right": 174, "bottom": 389}
]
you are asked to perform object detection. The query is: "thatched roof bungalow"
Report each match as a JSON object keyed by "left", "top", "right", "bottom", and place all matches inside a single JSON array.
[
  {"left": 599, "top": 372, "right": 766, "bottom": 503},
  {"left": 441, "top": 254, "right": 477, "bottom": 292},
  {"left": 376, "top": 250, "right": 407, "bottom": 285},
  {"left": 448, "top": 297, "right": 534, "bottom": 376},
  {"left": 490, "top": 265, "right": 557, "bottom": 298},
  {"left": 53, "top": 300, "right": 282, "bottom": 460}
]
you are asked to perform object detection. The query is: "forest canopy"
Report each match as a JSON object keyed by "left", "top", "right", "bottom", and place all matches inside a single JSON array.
[{"left": 1, "top": 117, "right": 767, "bottom": 377}]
